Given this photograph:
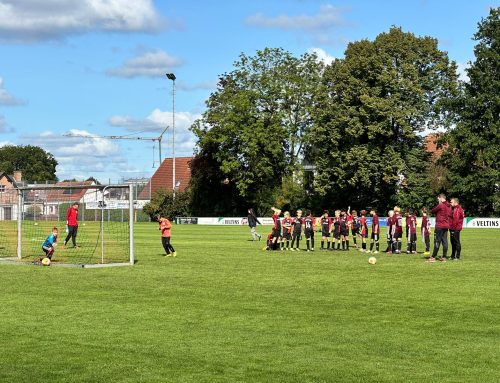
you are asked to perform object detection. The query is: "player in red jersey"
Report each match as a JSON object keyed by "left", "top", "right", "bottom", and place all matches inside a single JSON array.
[
  {"left": 270, "top": 207, "right": 282, "bottom": 251},
  {"left": 385, "top": 210, "right": 395, "bottom": 253},
  {"left": 303, "top": 210, "right": 315, "bottom": 252},
  {"left": 351, "top": 210, "right": 360, "bottom": 249},
  {"left": 369, "top": 209, "right": 380, "bottom": 253},
  {"left": 406, "top": 210, "right": 417, "bottom": 254},
  {"left": 340, "top": 210, "right": 350, "bottom": 251},
  {"left": 290, "top": 210, "right": 304, "bottom": 251},
  {"left": 421, "top": 208, "right": 431, "bottom": 255},
  {"left": 359, "top": 210, "right": 368, "bottom": 252},
  {"left": 450, "top": 198, "right": 464, "bottom": 260},
  {"left": 62, "top": 202, "right": 80, "bottom": 249},
  {"left": 320, "top": 210, "right": 333, "bottom": 250},
  {"left": 281, "top": 211, "right": 293, "bottom": 251},
  {"left": 392, "top": 207, "right": 403, "bottom": 254}
]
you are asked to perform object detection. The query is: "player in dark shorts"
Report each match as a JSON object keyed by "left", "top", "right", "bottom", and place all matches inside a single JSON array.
[
  {"left": 369, "top": 209, "right": 380, "bottom": 253},
  {"left": 290, "top": 210, "right": 304, "bottom": 251},
  {"left": 331, "top": 210, "right": 341, "bottom": 250},
  {"left": 392, "top": 207, "right": 403, "bottom": 254},
  {"left": 385, "top": 210, "right": 395, "bottom": 253},
  {"left": 350, "top": 210, "right": 360, "bottom": 249},
  {"left": 406, "top": 210, "right": 417, "bottom": 254},
  {"left": 270, "top": 207, "right": 282, "bottom": 251},
  {"left": 340, "top": 210, "right": 349, "bottom": 250},
  {"left": 303, "top": 210, "right": 315, "bottom": 252},
  {"left": 421, "top": 208, "right": 431, "bottom": 255},
  {"left": 281, "top": 211, "right": 293, "bottom": 251},
  {"left": 320, "top": 210, "right": 332, "bottom": 250},
  {"left": 359, "top": 210, "right": 368, "bottom": 252}
]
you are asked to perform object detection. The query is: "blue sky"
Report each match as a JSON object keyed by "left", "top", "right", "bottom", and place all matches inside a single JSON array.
[{"left": 0, "top": 0, "right": 496, "bottom": 183}]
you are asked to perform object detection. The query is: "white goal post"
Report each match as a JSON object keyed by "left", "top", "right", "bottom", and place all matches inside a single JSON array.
[{"left": 14, "top": 184, "right": 135, "bottom": 266}]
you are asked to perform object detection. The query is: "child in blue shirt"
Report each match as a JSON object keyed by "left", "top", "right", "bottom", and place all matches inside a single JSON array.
[{"left": 42, "top": 227, "right": 58, "bottom": 260}]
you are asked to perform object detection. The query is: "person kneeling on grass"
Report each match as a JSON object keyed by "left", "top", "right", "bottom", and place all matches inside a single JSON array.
[
  {"left": 159, "top": 215, "right": 176, "bottom": 257},
  {"left": 42, "top": 227, "right": 58, "bottom": 260}
]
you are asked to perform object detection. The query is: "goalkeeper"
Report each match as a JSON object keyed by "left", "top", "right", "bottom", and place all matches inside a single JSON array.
[
  {"left": 159, "top": 215, "right": 176, "bottom": 257},
  {"left": 42, "top": 227, "right": 59, "bottom": 260}
]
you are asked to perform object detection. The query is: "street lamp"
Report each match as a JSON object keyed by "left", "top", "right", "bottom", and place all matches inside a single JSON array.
[{"left": 166, "top": 73, "right": 176, "bottom": 198}]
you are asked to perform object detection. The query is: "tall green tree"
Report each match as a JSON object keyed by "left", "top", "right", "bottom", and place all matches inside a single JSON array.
[
  {"left": 310, "top": 27, "right": 459, "bottom": 212},
  {"left": 0, "top": 145, "right": 58, "bottom": 182},
  {"left": 443, "top": 7, "right": 500, "bottom": 216},
  {"left": 190, "top": 48, "right": 323, "bottom": 214}
]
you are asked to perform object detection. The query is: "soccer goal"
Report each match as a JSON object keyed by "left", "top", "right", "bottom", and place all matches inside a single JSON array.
[{"left": 0, "top": 184, "right": 135, "bottom": 267}]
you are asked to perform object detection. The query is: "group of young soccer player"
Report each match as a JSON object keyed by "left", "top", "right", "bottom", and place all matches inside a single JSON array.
[{"left": 259, "top": 194, "right": 465, "bottom": 262}]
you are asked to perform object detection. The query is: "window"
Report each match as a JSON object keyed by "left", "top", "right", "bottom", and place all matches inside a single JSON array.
[{"left": 0, "top": 185, "right": 5, "bottom": 192}]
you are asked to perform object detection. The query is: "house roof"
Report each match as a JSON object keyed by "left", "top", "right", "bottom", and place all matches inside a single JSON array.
[
  {"left": 424, "top": 133, "right": 447, "bottom": 160},
  {"left": 138, "top": 157, "right": 192, "bottom": 199},
  {"left": 42, "top": 180, "right": 96, "bottom": 203}
]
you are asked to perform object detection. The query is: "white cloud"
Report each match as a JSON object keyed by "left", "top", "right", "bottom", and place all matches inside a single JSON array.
[
  {"left": 0, "top": 0, "right": 164, "bottom": 42},
  {"left": 0, "top": 114, "right": 15, "bottom": 133},
  {"left": 0, "top": 77, "right": 26, "bottom": 105},
  {"left": 456, "top": 62, "right": 470, "bottom": 82},
  {"left": 108, "top": 108, "right": 200, "bottom": 156},
  {"left": 246, "top": 4, "right": 344, "bottom": 32},
  {"left": 106, "top": 49, "right": 184, "bottom": 78},
  {"left": 307, "top": 47, "right": 335, "bottom": 65}
]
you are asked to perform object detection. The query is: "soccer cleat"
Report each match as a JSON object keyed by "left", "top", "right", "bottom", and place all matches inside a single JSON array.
[
  {"left": 290, "top": 248, "right": 295, "bottom": 252},
  {"left": 427, "top": 257, "right": 436, "bottom": 263},
  {"left": 258, "top": 234, "right": 262, "bottom": 241},
  {"left": 166, "top": 253, "right": 172, "bottom": 257},
  {"left": 440, "top": 257, "right": 447, "bottom": 262},
  {"left": 373, "top": 251, "right": 379, "bottom": 254},
  {"left": 172, "top": 252, "right": 177, "bottom": 257}
]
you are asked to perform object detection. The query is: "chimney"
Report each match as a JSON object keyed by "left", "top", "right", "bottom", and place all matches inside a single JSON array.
[{"left": 13, "top": 170, "right": 22, "bottom": 182}]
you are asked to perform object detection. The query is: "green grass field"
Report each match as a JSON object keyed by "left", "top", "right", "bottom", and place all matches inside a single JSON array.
[{"left": 0, "top": 224, "right": 498, "bottom": 382}]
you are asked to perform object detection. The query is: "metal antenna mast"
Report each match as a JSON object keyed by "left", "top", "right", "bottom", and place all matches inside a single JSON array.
[{"left": 63, "top": 126, "right": 169, "bottom": 167}]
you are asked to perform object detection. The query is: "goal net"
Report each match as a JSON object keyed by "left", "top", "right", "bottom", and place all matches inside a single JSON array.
[{"left": 0, "top": 184, "right": 134, "bottom": 266}]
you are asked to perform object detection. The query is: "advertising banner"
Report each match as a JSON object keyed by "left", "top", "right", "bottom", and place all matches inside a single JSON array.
[{"left": 465, "top": 218, "right": 500, "bottom": 228}]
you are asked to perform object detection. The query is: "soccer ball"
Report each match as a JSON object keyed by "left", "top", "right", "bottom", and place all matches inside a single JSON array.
[
  {"left": 368, "top": 256, "right": 377, "bottom": 265},
  {"left": 42, "top": 257, "right": 51, "bottom": 266}
]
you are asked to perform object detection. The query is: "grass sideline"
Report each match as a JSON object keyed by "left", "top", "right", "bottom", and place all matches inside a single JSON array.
[{"left": 0, "top": 224, "right": 498, "bottom": 382}]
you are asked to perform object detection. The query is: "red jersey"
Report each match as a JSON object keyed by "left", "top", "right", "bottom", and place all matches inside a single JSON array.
[
  {"left": 282, "top": 218, "right": 293, "bottom": 234},
  {"left": 421, "top": 216, "right": 430, "bottom": 237},
  {"left": 431, "top": 201, "right": 452, "bottom": 229},
  {"left": 304, "top": 216, "right": 315, "bottom": 231},
  {"left": 408, "top": 215, "right": 417, "bottom": 234},
  {"left": 394, "top": 213, "right": 403, "bottom": 234},
  {"left": 66, "top": 206, "right": 78, "bottom": 226},
  {"left": 450, "top": 205, "right": 464, "bottom": 231},
  {"left": 359, "top": 216, "right": 368, "bottom": 235},
  {"left": 371, "top": 215, "right": 380, "bottom": 234},
  {"left": 160, "top": 219, "right": 172, "bottom": 238},
  {"left": 272, "top": 214, "right": 281, "bottom": 230}
]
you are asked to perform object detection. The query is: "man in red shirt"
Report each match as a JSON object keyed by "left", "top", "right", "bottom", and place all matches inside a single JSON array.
[
  {"left": 450, "top": 198, "right": 465, "bottom": 260},
  {"left": 429, "top": 193, "right": 452, "bottom": 262},
  {"left": 62, "top": 202, "right": 79, "bottom": 249},
  {"left": 406, "top": 210, "right": 417, "bottom": 254}
]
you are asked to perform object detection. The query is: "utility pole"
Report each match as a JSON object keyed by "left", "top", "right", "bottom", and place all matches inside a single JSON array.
[{"left": 166, "top": 73, "right": 176, "bottom": 198}]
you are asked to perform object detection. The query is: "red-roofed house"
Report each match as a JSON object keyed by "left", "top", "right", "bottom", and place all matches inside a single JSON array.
[
  {"left": 138, "top": 157, "right": 193, "bottom": 200},
  {"left": 424, "top": 133, "right": 447, "bottom": 160}
]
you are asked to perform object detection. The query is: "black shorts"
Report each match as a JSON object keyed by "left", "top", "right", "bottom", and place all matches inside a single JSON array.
[
  {"left": 409, "top": 233, "right": 417, "bottom": 242},
  {"left": 334, "top": 232, "right": 341, "bottom": 240},
  {"left": 292, "top": 231, "right": 301, "bottom": 238},
  {"left": 371, "top": 233, "right": 379, "bottom": 241},
  {"left": 340, "top": 230, "right": 349, "bottom": 237},
  {"left": 352, "top": 229, "right": 359, "bottom": 236},
  {"left": 322, "top": 231, "right": 331, "bottom": 238},
  {"left": 393, "top": 231, "right": 402, "bottom": 240},
  {"left": 305, "top": 229, "right": 314, "bottom": 239},
  {"left": 272, "top": 228, "right": 281, "bottom": 238},
  {"left": 282, "top": 232, "right": 291, "bottom": 240}
]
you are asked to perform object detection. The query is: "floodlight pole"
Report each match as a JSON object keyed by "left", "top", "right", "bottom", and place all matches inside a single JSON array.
[{"left": 166, "top": 73, "right": 176, "bottom": 199}]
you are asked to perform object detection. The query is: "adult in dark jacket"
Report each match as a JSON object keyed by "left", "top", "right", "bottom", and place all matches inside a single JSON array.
[
  {"left": 450, "top": 198, "right": 465, "bottom": 260},
  {"left": 429, "top": 194, "right": 452, "bottom": 262},
  {"left": 247, "top": 208, "right": 262, "bottom": 241}
]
